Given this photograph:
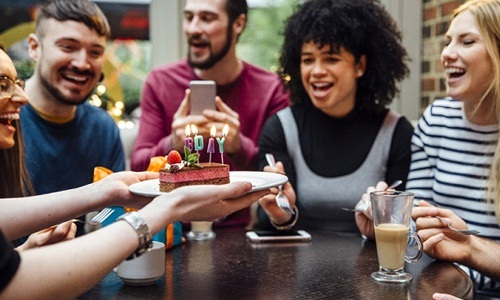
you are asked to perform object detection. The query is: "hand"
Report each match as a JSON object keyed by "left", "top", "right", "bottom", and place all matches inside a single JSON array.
[
  {"left": 93, "top": 171, "right": 159, "bottom": 209},
  {"left": 258, "top": 161, "right": 296, "bottom": 225},
  {"left": 354, "top": 181, "right": 389, "bottom": 239},
  {"left": 202, "top": 97, "right": 241, "bottom": 154},
  {"left": 141, "top": 182, "right": 271, "bottom": 232},
  {"left": 170, "top": 89, "right": 211, "bottom": 152},
  {"left": 412, "top": 200, "right": 472, "bottom": 263},
  {"left": 16, "top": 221, "right": 77, "bottom": 251}
]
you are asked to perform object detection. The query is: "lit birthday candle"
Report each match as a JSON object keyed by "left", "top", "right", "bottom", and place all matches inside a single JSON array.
[
  {"left": 216, "top": 124, "right": 229, "bottom": 164},
  {"left": 185, "top": 124, "right": 193, "bottom": 151},
  {"left": 207, "top": 125, "right": 216, "bottom": 163},
  {"left": 192, "top": 125, "right": 203, "bottom": 163}
]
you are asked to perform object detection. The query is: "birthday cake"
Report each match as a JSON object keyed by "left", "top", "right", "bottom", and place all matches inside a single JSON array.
[{"left": 159, "top": 148, "right": 230, "bottom": 192}]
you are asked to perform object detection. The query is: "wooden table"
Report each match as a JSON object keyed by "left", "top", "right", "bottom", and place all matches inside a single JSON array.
[{"left": 79, "top": 227, "right": 474, "bottom": 299}]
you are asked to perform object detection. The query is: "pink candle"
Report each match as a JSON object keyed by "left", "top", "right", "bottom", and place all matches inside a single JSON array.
[
  {"left": 185, "top": 124, "right": 193, "bottom": 151},
  {"left": 207, "top": 125, "right": 216, "bottom": 163}
]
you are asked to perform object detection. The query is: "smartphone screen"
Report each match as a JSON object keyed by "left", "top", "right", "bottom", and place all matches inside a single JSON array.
[
  {"left": 254, "top": 230, "right": 303, "bottom": 236},
  {"left": 246, "top": 230, "right": 312, "bottom": 243},
  {"left": 189, "top": 80, "right": 216, "bottom": 115}
]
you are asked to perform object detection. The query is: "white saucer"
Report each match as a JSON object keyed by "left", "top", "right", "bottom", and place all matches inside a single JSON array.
[{"left": 129, "top": 171, "right": 288, "bottom": 197}]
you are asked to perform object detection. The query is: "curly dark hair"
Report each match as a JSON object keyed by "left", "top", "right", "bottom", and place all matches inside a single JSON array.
[{"left": 279, "top": 0, "right": 409, "bottom": 113}]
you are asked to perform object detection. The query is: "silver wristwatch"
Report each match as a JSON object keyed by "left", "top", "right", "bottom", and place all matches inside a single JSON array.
[{"left": 117, "top": 212, "right": 153, "bottom": 260}]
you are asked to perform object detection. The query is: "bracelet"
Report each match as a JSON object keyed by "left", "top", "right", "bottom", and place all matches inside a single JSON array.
[
  {"left": 270, "top": 206, "right": 299, "bottom": 230},
  {"left": 117, "top": 212, "right": 153, "bottom": 260}
]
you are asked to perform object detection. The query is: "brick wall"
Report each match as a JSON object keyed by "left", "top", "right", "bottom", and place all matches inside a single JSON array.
[{"left": 421, "top": 0, "right": 466, "bottom": 112}]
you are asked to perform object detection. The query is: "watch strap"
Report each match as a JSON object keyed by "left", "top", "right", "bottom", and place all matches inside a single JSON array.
[{"left": 117, "top": 212, "right": 153, "bottom": 260}]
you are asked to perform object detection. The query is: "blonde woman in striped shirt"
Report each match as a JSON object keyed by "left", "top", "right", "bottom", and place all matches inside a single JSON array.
[{"left": 409, "top": 0, "right": 500, "bottom": 296}]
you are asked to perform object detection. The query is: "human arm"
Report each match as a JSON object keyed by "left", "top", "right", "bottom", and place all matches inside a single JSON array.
[
  {"left": 354, "top": 181, "right": 390, "bottom": 239},
  {"left": 131, "top": 85, "right": 218, "bottom": 171},
  {"left": 130, "top": 67, "right": 209, "bottom": 171},
  {"left": 413, "top": 200, "right": 500, "bottom": 281},
  {"left": 258, "top": 162, "right": 297, "bottom": 226},
  {"left": 255, "top": 115, "right": 298, "bottom": 229},
  {"left": 0, "top": 171, "right": 158, "bottom": 240},
  {"left": 15, "top": 221, "right": 76, "bottom": 251},
  {"left": 196, "top": 96, "right": 261, "bottom": 171},
  {"left": 355, "top": 117, "right": 413, "bottom": 238},
  {"left": 201, "top": 74, "right": 290, "bottom": 171},
  {"left": 404, "top": 109, "right": 438, "bottom": 203},
  {"left": 0, "top": 182, "right": 269, "bottom": 299}
]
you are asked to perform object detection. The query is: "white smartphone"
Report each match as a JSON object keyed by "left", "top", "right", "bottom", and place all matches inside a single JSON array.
[
  {"left": 245, "top": 230, "right": 312, "bottom": 243},
  {"left": 189, "top": 80, "right": 216, "bottom": 115}
]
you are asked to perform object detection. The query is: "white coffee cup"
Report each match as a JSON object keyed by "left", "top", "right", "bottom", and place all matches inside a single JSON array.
[{"left": 114, "top": 241, "right": 165, "bottom": 286}]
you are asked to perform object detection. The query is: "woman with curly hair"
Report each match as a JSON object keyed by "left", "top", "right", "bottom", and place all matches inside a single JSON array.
[{"left": 255, "top": 0, "right": 414, "bottom": 235}]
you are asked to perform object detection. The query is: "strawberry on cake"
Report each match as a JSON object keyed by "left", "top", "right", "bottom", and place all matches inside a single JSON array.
[{"left": 159, "top": 148, "right": 230, "bottom": 192}]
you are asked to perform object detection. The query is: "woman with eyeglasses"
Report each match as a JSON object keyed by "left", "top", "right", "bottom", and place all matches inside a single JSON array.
[{"left": 1, "top": 47, "right": 80, "bottom": 251}]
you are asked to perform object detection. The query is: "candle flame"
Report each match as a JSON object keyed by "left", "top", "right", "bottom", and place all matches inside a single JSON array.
[
  {"left": 210, "top": 125, "right": 216, "bottom": 137},
  {"left": 191, "top": 124, "right": 198, "bottom": 135},
  {"left": 185, "top": 124, "right": 191, "bottom": 137},
  {"left": 223, "top": 124, "right": 229, "bottom": 137}
]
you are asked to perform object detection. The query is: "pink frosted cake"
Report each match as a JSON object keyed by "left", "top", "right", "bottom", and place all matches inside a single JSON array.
[
  {"left": 159, "top": 162, "right": 230, "bottom": 192},
  {"left": 159, "top": 148, "right": 230, "bottom": 192},
  {"left": 160, "top": 148, "right": 229, "bottom": 192}
]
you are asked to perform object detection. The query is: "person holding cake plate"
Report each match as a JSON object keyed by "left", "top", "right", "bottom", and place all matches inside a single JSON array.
[
  {"left": 0, "top": 46, "right": 271, "bottom": 298},
  {"left": 255, "top": 0, "right": 413, "bottom": 233}
]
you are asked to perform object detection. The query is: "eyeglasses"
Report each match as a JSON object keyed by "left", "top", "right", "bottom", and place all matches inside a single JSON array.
[{"left": 1, "top": 76, "right": 25, "bottom": 99}]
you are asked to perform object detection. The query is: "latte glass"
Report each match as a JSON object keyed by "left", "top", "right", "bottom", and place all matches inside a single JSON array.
[
  {"left": 187, "top": 221, "right": 216, "bottom": 241},
  {"left": 370, "top": 191, "right": 423, "bottom": 283}
]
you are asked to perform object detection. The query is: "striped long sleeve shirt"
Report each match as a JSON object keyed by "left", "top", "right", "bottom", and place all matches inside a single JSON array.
[
  {"left": 407, "top": 98, "right": 499, "bottom": 291},
  {"left": 407, "top": 98, "right": 499, "bottom": 239}
]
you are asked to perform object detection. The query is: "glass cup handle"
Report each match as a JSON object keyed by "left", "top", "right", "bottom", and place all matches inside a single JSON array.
[{"left": 405, "top": 231, "right": 423, "bottom": 263}]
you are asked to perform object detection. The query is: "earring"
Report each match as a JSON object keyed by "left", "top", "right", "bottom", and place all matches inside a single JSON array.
[{"left": 357, "top": 70, "right": 363, "bottom": 77}]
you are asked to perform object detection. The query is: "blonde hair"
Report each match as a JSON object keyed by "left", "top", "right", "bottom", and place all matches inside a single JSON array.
[{"left": 454, "top": 0, "right": 500, "bottom": 222}]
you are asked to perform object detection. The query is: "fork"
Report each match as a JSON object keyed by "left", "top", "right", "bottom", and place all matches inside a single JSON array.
[
  {"left": 44, "top": 208, "right": 114, "bottom": 232},
  {"left": 435, "top": 216, "right": 480, "bottom": 235},
  {"left": 76, "top": 207, "right": 115, "bottom": 226},
  {"left": 265, "top": 153, "right": 295, "bottom": 215}
]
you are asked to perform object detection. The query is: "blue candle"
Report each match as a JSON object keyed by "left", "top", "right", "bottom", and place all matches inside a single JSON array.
[
  {"left": 207, "top": 126, "right": 216, "bottom": 163},
  {"left": 192, "top": 125, "right": 204, "bottom": 151},
  {"left": 194, "top": 135, "right": 203, "bottom": 151},
  {"left": 216, "top": 124, "right": 229, "bottom": 164},
  {"left": 216, "top": 137, "right": 225, "bottom": 154}
]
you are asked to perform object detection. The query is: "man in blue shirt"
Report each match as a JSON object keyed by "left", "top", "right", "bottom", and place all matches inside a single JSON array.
[{"left": 21, "top": 0, "right": 125, "bottom": 236}]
